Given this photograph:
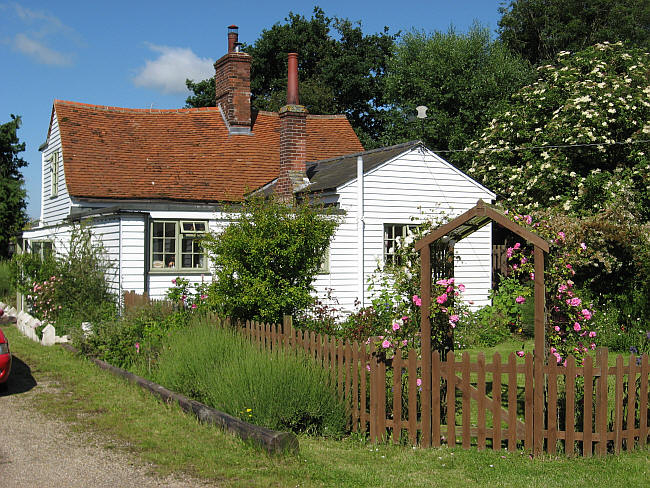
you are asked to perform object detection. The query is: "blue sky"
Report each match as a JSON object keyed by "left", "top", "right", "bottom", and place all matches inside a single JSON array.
[{"left": 1, "top": 1, "right": 503, "bottom": 218}]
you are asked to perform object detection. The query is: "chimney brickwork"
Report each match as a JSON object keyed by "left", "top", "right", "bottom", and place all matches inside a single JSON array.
[
  {"left": 214, "top": 26, "right": 251, "bottom": 131},
  {"left": 277, "top": 52, "right": 308, "bottom": 201}
]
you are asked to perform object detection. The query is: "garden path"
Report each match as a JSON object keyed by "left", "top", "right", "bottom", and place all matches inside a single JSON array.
[{"left": 0, "top": 352, "right": 215, "bottom": 488}]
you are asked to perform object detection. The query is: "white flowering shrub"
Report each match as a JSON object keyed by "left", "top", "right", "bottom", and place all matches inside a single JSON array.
[{"left": 467, "top": 42, "right": 650, "bottom": 220}]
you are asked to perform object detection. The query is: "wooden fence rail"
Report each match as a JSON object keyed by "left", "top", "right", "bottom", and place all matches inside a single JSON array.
[{"left": 235, "top": 315, "right": 649, "bottom": 457}]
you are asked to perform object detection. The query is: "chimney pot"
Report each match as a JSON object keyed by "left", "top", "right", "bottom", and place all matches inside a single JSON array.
[
  {"left": 287, "top": 53, "right": 299, "bottom": 105},
  {"left": 228, "top": 25, "right": 239, "bottom": 53}
]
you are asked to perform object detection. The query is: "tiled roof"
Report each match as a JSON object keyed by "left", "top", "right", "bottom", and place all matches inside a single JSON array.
[{"left": 53, "top": 100, "right": 363, "bottom": 203}]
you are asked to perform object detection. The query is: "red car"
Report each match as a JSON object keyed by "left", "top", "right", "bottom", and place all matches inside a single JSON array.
[{"left": 0, "top": 327, "right": 11, "bottom": 388}]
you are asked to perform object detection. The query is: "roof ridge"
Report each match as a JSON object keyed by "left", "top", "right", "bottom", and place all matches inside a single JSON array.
[
  {"left": 307, "top": 140, "right": 421, "bottom": 166},
  {"left": 54, "top": 99, "right": 222, "bottom": 114}
]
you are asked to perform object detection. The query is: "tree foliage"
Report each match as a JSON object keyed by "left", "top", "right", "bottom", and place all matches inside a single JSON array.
[
  {"left": 186, "top": 7, "right": 396, "bottom": 146},
  {"left": 0, "top": 114, "right": 28, "bottom": 258},
  {"left": 202, "top": 197, "right": 338, "bottom": 323},
  {"left": 466, "top": 42, "right": 650, "bottom": 220},
  {"left": 498, "top": 0, "right": 650, "bottom": 65},
  {"left": 380, "top": 24, "right": 534, "bottom": 168}
]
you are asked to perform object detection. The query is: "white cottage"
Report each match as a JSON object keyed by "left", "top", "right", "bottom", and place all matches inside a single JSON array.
[{"left": 21, "top": 26, "right": 495, "bottom": 314}]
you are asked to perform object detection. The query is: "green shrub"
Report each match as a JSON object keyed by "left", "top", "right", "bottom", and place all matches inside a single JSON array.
[
  {"left": 142, "top": 318, "right": 348, "bottom": 437},
  {"left": 12, "top": 223, "right": 117, "bottom": 333},
  {"left": 75, "top": 302, "right": 189, "bottom": 369},
  {"left": 0, "top": 259, "right": 14, "bottom": 302}
]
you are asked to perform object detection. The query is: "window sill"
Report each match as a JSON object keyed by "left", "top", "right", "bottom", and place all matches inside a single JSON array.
[{"left": 148, "top": 269, "right": 210, "bottom": 275}]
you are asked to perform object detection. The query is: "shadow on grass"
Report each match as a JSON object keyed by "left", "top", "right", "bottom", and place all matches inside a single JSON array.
[{"left": 0, "top": 356, "right": 37, "bottom": 396}]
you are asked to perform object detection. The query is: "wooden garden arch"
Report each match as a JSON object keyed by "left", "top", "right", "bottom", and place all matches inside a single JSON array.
[{"left": 414, "top": 199, "right": 550, "bottom": 451}]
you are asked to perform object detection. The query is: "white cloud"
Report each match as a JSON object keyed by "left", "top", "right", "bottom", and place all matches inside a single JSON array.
[
  {"left": 13, "top": 33, "right": 72, "bottom": 66},
  {"left": 133, "top": 44, "right": 214, "bottom": 94}
]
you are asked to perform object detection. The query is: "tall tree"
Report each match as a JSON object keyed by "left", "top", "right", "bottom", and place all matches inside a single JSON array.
[
  {"left": 465, "top": 42, "right": 650, "bottom": 219},
  {"left": 0, "top": 114, "right": 28, "bottom": 258},
  {"left": 186, "top": 7, "right": 396, "bottom": 146},
  {"left": 380, "top": 23, "right": 534, "bottom": 169},
  {"left": 498, "top": 0, "right": 650, "bottom": 65}
]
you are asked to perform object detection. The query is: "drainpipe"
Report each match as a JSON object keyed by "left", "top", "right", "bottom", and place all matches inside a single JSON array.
[{"left": 357, "top": 156, "right": 365, "bottom": 307}]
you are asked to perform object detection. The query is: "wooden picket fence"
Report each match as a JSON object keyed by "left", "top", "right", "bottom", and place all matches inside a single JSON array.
[
  {"left": 238, "top": 316, "right": 649, "bottom": 457},
  {"left": 123, "top": 290, "right": 173, "bottom": 313}
]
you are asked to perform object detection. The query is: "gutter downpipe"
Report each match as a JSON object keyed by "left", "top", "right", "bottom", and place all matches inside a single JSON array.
[{"left": 357, "top": 156, "right": 365, "bottom": 307}]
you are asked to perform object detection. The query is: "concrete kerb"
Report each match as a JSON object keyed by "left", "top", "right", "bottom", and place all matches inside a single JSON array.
[{"left": 59, "top": 343, "right": 299, "bottom": 455}]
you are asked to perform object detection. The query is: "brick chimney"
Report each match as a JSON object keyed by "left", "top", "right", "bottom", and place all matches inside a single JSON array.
[
  {"left": 277, "top": 53, "right": 308, "bottom": 200},
  {"left": 214, "top": 25, "right": 252, "bottom": 133}
]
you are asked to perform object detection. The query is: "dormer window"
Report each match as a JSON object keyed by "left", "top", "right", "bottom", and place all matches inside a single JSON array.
[{"left": 49, "top": 152, "right": 59, "bottom": 198}]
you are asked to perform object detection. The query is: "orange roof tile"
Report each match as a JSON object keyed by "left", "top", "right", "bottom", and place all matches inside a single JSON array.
[{"left": 53, "top": 100, "right": 363, "bottom": 203}]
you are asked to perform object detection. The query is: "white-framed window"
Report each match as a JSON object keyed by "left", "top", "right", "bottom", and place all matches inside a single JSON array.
[
  {"left": 318, "top": 246, "right": 330, "bottom": 274},
  {"left": 31, "top": 240, "right": 54, "bottom": 260},
  {"left": 150, "top": 220, "right": 208, "bottom": 272},
  {"left": 384, "top": 223, "right": 418, "bottom": 265},
  {"left": 49, "top": 152, "right": 59, "bottom": 198}
]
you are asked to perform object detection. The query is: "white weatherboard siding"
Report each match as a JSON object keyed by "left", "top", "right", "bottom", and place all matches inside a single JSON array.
[
  {"left": 313, "top": 147, "right": 494, "bottom": 314},
  {"left": 120, "top": 215, "right": 146, "bottom": 295},
  {"left": 41, "top": 111, "right": 72, "bottom": 226}
]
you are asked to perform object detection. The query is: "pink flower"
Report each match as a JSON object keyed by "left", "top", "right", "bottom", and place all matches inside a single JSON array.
[
  {"left": 416, "top": 378, "right": 422, "bottom": 387},
  {"left": 554, "top": 326, "right": 560, "bottom": 332},
  {"left": 513, "top": 242, "right": 521, "bottom": 250},
  {"left": 446, "top": 286, "right": 453, "bottom": 293},
  {"left": 135, "top": 342, "right": 140, "bottom": 353},
  {"left": 581, "top": 309, "right": 592, "bottom": 320},
  {"left": 506, "top": 248, "right": 513, "bottom": 258},
  {"left": 550, "top": 347, "right": 557, "bottom": 354},
  {"left": 516, "top": 351, "right": 525, "bottom": 358},
  {"left": 171, "top": 279, "right": 176, "bottom": 284},
  {"left": 553, "top": 352, "right": 562, "bottom": 363},
  {"left": 558, "top": 231, "right": 566, "bottom": 241},
  {"left": 573, "top": 322, "right": 581, "bottom": 332},
  {"left": 530, "top": 272, "right": 535, "bottom": 280},
  {"left": 366, "top": 364, "right": 371, "bottom": 371},
  {"left": 436, "top": 279, "right": 449, "bottom": 286},
  {"left": 588, "top": 331, "right": 596, "bottom": 338},
  {"left": 402, "top": 339, "right": 408, "bottom": 346},
  {"left": 191, "top": 303, "right": 198, "bottom": 309},
  {"left": 200, "top": 295, "right": 208, "bottom": 300},
  {"left": 515, "top": 296, "right": 526, "bottom": 304},
  {"left": 458, "top": 284, "right": 465, "bottom": 292},
  {"left": 449, "top": 314, "right": 459, "bottom": 323},
  {"left": 412, "top": 295, "right": 422, "bottom": 307},
  {"left": 436, "top": 293, "right": 448, "bottom": 304},
  {"left": 580, "top": 242, "right": 587, "bottom": 250},
  {"left": 590, "top": 343, "right": 596, "bottom": 350},
  {"left": 524, "top": 215, "right": 532, "bottom": 225},
  {"left": 449, "top": 320, "right": 456, "bottom": 328},
  {"left": 392, "top": 322, "right": 400, "bottom": 331},
  {"left": 382, "top": 339, "right": 391, "bottom": 349},
  {"left": 566, "top": 297, "right": 581, "bottom": 307}
]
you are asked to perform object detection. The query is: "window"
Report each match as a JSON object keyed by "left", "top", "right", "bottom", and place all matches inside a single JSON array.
[
  {"left": 318, "top": 246, "right": 330, "bottom": 274},
  {"left": 384, "top": 224, "right": 418, "bottom": 264},
  {"left": 150, "top": 220, "right": 207, "bottom": 271},
  {"left": 50, "top": 152, "right": 59, "bottom": 198},
  {"left": 31, "top": 240, "right": 53, "bottom": 260}
]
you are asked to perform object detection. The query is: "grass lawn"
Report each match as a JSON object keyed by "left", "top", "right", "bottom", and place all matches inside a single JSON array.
[{"left": 3, "top": 325, "right": 648, "bottom": 488}]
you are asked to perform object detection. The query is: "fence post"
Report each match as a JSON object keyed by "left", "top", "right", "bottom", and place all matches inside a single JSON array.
[
  {"left": 533, "top": 245, "right": 545, "bottom": 456},
  {"left": 595, "top": 347, "right": 609, "bottom": 456}
]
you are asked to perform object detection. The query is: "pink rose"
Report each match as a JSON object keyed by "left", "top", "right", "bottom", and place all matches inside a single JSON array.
[
  {"left": 554, "top": 325, "right": 560, "bottom": 332},
  {"left": 436, "top": 279, "right": 449, "bottom": 286},
  {"left": 581, "top": 309, "right": 592, "bottom": 320},
  {"left": 382, "top": 340, "right": 391, "bottom": 349},
  {"left": 449, "top": 314, "right": 459, "bottom": 323},
  {"left": 573, "top": 322, "right": 581, "bottom": 332},
  {"left": 516, "top": 351, "right": 525, "bottom": 358},
  {"left": 416, "top": 378, "right": 422, "bottom": 387},
  {"left": 412, "top": 295, "right": 422, "bottom": 307},
  {"left": 588, "top": 331, "right": 596, "bottom": 338},
  {"left": 515, "top": 296, "right": 526, "bottom": 304},
  {"left": 392, "top": 322, "right": 400, "bottom": 331},
  {"left": 513, "top": 242, "right": 521, "bottom": 250},
  {"left": 458, "top": 284, "right": 465, "bottom": 292},
  {"left": 436, "top": 293, "right": 448, "bottom": 304}
]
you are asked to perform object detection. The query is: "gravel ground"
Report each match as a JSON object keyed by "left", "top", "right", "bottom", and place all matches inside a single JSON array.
[{"left": 0, "top": 346, "right": 216, "bottom": 488}]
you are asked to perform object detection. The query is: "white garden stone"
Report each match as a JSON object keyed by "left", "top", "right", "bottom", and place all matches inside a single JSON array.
[{"left": 41, "top": 324, "right": 56, "bottom": 346}]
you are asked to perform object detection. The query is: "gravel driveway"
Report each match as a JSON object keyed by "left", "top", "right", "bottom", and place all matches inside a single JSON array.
[{"left": 0, "top": 349, "right": 215, "bottom": 487}]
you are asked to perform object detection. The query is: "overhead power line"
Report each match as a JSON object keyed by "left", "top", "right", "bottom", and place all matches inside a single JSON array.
[{"left": 431, "top": 138, "right": 650, "bottom": 154}]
